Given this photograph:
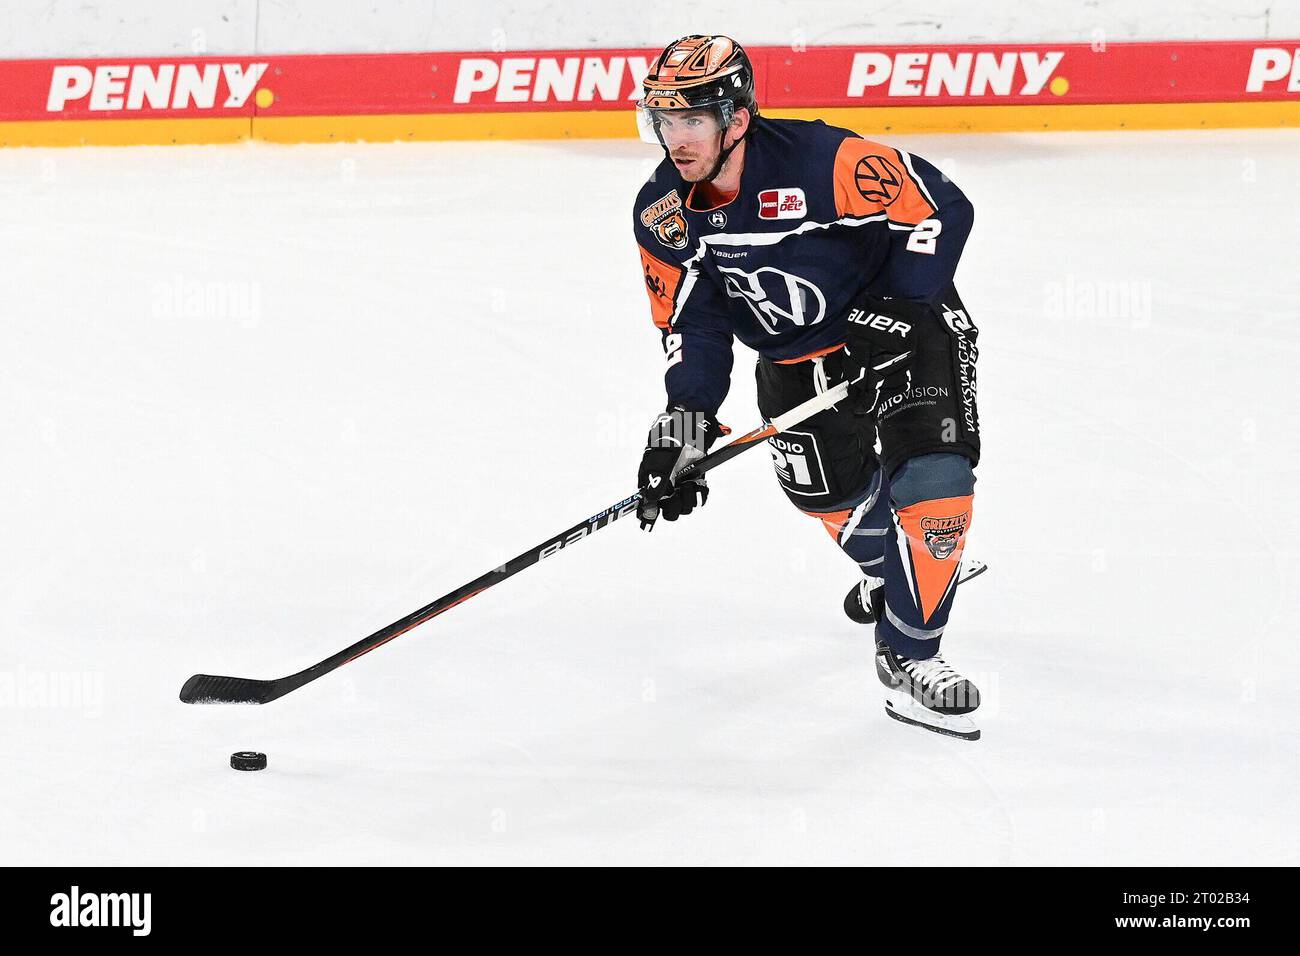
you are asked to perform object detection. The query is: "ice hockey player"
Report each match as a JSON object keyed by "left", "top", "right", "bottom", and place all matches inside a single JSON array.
[{"left": 632, "top": 35, "right": 984, "bottom": 740}]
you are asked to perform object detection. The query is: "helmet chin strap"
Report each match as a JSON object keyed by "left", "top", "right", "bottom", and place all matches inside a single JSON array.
[
  {"left": 702, "top": 130, "right": 741, "bottom": 183},
  {"left": 657, "top": 123, "right": 745, "bottom": 185}
]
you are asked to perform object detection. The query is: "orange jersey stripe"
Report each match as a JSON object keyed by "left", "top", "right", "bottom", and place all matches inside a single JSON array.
[
  {"left": 833, "top": 138, "right": 936, "bottom": 225},
  {"left": 774, "top": 342, "right": 845, "bottom": 364},
  {"left": 638, "top": 245, "right": 685, "bottom": 329}
]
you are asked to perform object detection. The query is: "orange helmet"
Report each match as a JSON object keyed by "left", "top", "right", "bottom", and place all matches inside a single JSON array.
[
  {"left": 634, "top": 34, "right": 759, "bottom": 153},
  {"left": 640, "top": 35, "right": 757, "bottom": 114}
]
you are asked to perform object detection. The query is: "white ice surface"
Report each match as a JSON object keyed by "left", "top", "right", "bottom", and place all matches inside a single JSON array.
[{"left": 1, "top": 130, "right": 1297, "bottom": 865}]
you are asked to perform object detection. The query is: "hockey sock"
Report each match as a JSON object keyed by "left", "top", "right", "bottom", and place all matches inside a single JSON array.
[
  {"left": 877, "top": 494, "right": 974, "bottom": 659},
  {"left": 804, "top": 469, "right": 892, "bottom": 575}
]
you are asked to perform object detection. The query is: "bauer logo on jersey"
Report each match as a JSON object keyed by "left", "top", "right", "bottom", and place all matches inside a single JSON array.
[
  {"left": 640, "top": 189, "right": 690, "bottom": 250},
  {"left": 757, "top": 188, "right": 806, "bottom": 220},
  {"left": 920, "top": 512, "right": 969, "bottom": 560}
]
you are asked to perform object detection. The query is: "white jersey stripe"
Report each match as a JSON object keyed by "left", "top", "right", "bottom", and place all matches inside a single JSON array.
[
  {"left": 896, "top": 147, "right": 938, "bottom": 211},
  {"left": 699, "top": 212, "right": 886, "bottom": 249}
]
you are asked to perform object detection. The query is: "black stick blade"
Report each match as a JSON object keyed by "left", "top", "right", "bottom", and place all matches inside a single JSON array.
[{"left": 179, "top": 673, "right": 279, "bottom": 705}]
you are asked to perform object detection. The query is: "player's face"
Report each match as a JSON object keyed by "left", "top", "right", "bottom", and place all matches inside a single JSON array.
[{"left": 656, "top": 109, "right": 726, "bottom": 181}]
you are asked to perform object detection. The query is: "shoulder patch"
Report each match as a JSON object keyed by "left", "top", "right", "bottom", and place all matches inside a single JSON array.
[
  {"left": 852, "top": 154, "right": 904, "bottom": 206},
  {"left": 832, "top": 138, "right": 936, "bottom": 225},
  {"left": 640, "top": 189, "right": 690, "bottom": 251}
]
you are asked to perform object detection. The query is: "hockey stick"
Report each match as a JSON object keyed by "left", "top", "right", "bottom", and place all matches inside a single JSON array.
[{"left": 179, "top": 381, "right": 852, "bottom": 704}]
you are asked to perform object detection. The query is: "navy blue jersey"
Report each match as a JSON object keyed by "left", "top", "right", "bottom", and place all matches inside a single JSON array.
[{"left": 633, "top": 116, "right": 973, "bottom": 415}]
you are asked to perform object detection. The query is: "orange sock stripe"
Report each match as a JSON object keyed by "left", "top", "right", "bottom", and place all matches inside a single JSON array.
[
  {"left": 896, "top": 495, "right": 973, "bottom": 623},
  {"left": 803, "top": 507, "right": 852, "bottom": 541}
]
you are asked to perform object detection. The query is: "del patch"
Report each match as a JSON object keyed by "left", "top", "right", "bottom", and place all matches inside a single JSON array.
[{"left": 758, "top": 187, "right": 806, "bottom": 220}]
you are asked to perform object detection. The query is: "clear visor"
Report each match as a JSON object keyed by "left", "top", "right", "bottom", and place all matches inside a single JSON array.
[{"left": 635, "top": 101, "right": 731, "bottom": 147}]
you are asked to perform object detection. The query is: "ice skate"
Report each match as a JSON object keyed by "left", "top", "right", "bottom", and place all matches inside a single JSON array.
[{"left": 875, "top": 639, "right": 981, "bottom": 741}]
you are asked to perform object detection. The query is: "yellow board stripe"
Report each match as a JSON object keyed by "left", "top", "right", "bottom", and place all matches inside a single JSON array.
[
  {"left": 4, "top": 100, "right": 1300, "bottom": 148},
  {"left": 253, "top": 111, "right": 637, "bottom": 142},
  {"left": 0, "top": 116, "right": 252, "bottom": 148},
  {"left": 788, "top": 100, "right": 1300, "bottom": 133}
]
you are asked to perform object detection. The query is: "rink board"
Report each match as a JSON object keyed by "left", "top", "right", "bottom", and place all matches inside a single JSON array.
[{"left": 2, "top": 40, "right": 1299, "bottom": 146}]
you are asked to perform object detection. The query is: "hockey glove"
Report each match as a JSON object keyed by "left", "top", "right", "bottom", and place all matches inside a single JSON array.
[
  {"left": 841, "top": 294, "right": 926, "bottom": 414},
  {"left": 636, "top": 406, "right": 725, "bottom": 531}
]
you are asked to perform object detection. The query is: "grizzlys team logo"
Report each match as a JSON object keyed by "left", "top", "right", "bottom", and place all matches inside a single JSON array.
[
  {"left": 640, "top": 189, "right": 689, "bottom": 250},
  {"left": 920, "top": 512, "right": 968, "bottom": 560},
  {"left": 854, "top": 154, "right": 904, "bottom": 205}
]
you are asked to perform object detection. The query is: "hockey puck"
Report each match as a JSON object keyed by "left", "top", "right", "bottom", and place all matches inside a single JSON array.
[{"left": 230, "top": 751, "right": 267, "bottom": 771}]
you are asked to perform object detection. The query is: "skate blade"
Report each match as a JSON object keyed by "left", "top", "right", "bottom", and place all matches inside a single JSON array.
[
  {"left": 883, "top": 692, "right": 981, "bottom": 741},
  {"left": 959, "top": 556, "right": 987, "bottom": 583}
]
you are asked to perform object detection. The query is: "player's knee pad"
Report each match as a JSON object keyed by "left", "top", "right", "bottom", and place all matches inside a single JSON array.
[{"left": 889, "top": 453, "right": 975, "bottom": 509}]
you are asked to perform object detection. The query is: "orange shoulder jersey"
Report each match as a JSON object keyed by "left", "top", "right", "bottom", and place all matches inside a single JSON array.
[{"left": 633, "top": 115, "right": 973, "bottom": 415}]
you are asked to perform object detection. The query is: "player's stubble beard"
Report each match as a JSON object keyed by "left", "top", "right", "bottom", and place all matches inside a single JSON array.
[
  {"left": 673, "top": 133, "right": 745, "bottom": 185},
  {"left": 670, "top": 142, "right": 715, "bottom": 182}
]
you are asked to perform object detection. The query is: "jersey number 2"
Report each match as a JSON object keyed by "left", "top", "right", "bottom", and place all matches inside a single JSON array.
[
  {"left": 664, "top": 333, "right": 684, "bottom": 367},
  {"left": 906, "top": 219, "right": 942, "bottom": 255}
]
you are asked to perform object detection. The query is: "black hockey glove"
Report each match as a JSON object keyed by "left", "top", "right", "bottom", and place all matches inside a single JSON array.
[
  {"left": 636, "top": 406, "right": 725, "bottom": 531},
  {"left": 840, "top": 294, "right": 926, "bottom": 414}
]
